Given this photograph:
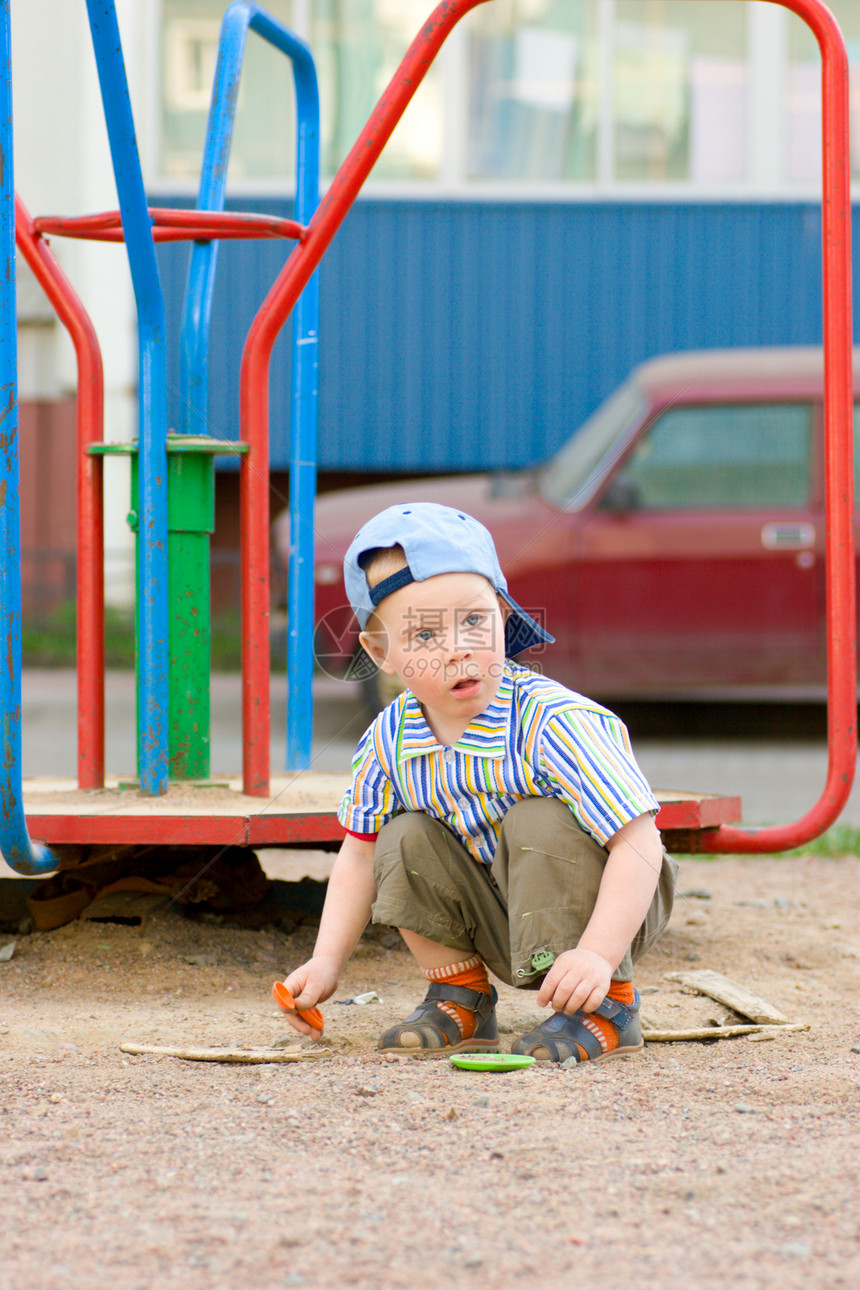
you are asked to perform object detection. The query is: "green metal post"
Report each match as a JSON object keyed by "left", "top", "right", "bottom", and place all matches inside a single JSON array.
[
  {"left": 93, "top": 435, "right": 247, "bottom": 784},
  {"left": 131, "top": 445, "right": 214, "bottom": 778}
]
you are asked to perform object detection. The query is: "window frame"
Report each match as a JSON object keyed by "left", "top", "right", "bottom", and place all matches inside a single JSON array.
[{"left": 149, "top": 0, "right": 859, "bottom": 200}]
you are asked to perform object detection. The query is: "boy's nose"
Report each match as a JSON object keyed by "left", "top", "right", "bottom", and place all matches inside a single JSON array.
[{"left": 443, "top": 635, "right": 470, "bottom": 663}]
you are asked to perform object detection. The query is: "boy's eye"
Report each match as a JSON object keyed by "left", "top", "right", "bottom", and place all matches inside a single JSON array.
[
  {"left": 463, "top": 612, "right": 484, "bottom": 627},
  {"left": 415, "top": 629, "right": 435, "bottom": 643}
]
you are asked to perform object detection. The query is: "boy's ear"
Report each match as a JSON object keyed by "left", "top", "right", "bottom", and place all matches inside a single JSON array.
[
  {"left": 359, "top": 630, "right": 395, "bottom": 674},
  {"left": 496, "top": 595, "right": 512, "bottom": 623}
]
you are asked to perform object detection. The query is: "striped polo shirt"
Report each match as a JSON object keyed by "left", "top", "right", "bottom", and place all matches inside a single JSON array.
[{"left": 338, "top": 660, "right": 659, "bottom": 864}]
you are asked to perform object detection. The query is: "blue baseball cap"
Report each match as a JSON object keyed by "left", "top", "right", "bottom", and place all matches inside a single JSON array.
[{"left": 343, "top": 502, "right": 554, "bottom": 657}]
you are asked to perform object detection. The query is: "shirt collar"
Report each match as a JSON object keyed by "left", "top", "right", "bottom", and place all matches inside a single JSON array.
[{"left": 396, "top": 664, "right": 514, "bottom": 761}]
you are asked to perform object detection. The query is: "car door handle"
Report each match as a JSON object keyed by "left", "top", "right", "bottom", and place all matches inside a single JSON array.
[{"left": 761, "top": 522, "right": 815, "bottom": 550}]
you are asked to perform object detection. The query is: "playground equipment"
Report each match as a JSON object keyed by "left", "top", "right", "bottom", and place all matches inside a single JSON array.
[{"left": 0, "top": 0, "right": 854, "bottom": 878}]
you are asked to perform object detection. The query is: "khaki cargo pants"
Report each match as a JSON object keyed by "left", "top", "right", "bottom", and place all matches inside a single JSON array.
[{"left": 371, "top": 797, "right": 678, "bottom": 986}]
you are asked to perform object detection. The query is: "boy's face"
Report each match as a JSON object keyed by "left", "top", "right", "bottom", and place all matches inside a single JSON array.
[{"left": 359, "top": 571, "right": 509, "bottom": 736}]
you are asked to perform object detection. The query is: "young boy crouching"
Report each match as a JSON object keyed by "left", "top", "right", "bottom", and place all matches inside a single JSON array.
[{"left": 281, "top": 502, "right": 677, "bottom": 1063}]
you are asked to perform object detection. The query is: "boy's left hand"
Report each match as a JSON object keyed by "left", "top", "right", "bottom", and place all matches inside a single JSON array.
[{"left": 537, "top": 947, "right": 613, "bottom": 1016}]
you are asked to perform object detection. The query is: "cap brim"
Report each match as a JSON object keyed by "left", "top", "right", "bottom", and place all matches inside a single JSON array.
[{"left": 500, "top": 592, "right": 555, "bottom": 657}]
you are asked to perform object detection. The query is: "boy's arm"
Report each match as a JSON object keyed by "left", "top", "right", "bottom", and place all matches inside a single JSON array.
[
  {"left": 280, "top": 833, "right": 377, "bottom": 1037},
  {"left": 537, "top": 811, "right": 664, "bottom": 1015}
]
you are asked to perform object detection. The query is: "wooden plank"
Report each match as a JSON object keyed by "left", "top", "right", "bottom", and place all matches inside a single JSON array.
[
  {"left": 26, "top": 812, "right": 345, "bottom": 848},
  {"left": 19, "top": 776, "right": 742, "bottom": 851},
  {"left": 119, "top": 1043, "right": 330, "bottom": 1063},
  {"left": 664, "top": 970, "right": 792, "bottom": 1024},
  {"left": 643, "top": 1022, "right": 808, "bottom": 1042},
  {"left": 653, "top": 793, "right": 741, "bottom": 830}
]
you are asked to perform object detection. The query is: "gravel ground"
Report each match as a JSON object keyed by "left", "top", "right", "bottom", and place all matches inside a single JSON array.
[{"left": 1, "top": 851, "right": 859, "bottom": 1289}]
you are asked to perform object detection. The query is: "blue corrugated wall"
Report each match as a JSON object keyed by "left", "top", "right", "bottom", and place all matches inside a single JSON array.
[{"left": 154, "top": 200, "right": 858, "bottom": 473}]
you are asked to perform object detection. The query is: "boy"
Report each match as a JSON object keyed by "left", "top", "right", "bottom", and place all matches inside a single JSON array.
[{"left": 281, "top": 503, "right": 677, "bottom": 1063}]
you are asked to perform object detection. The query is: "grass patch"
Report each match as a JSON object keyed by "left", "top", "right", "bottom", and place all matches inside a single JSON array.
[
  {"left": 691, "top": 822, "right": 860, "bottom": 861},
  {"left": 781, "top": 824, "right": 860, "bottom": 858},
  {"left": 22, "top": 603, "right": 246, "bottom": 671},
  {"left": 23, "top": 603, "right": 135, "bottom": 668}
]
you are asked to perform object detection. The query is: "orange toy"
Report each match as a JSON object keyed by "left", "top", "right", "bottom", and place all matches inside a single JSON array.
[{"left": 272, "top": 981, "right": 324, "bottom": 1033}]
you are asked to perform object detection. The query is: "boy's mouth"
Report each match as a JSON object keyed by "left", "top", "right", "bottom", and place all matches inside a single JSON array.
[{"left": 451, "top": 677, "right": 481, "bottom": 693}]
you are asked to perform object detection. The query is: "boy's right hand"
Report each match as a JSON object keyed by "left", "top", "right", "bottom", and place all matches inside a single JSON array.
[{"left": 280, "top": 956, "right": 339, "bottom": 1038}]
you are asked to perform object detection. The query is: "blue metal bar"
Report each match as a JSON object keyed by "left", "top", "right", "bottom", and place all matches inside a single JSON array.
[
  {"left": 85, "top": 0, "right": 169, "bottom": 794},
  {"left": 0, "top": 0, "right": 57, "bottom": 874},
  {"left": 179, "top": 1, "right": 320, "bottom": 771}
]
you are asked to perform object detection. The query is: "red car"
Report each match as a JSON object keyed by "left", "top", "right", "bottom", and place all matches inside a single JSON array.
[{"left": 275, "top": 347, "right": 860, "bottom": 703}]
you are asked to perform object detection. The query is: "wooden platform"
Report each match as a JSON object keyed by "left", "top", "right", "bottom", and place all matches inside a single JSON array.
[{"left": 20, "top": 776, "right": 741, "bottom": 854}]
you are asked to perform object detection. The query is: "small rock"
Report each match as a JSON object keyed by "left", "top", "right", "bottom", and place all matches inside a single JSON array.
[
  {"left": 406, "top": 1090, "right": 426, "bottom": 1105},
  {"left": 182, "top": 953, "right": 217, "bottom": 967},
  {"left": 734, "top": 1101, "right": 756, "bottom": 1114},
  {"left": 850, "top": 1044, "right": 860, "bottom": 1055},
  {"left": 49, "top": 1093, "right": 62, "bottom": 1104},
  {"left": 444, "top": 1107, "right": 458, "bottom": 1120},
  {"left": 356, "top": 1085, "right": 380, "bottom": 1097},
  {"left": 561, "top": 1056, "right": 582, "bottom": 1070},
  {"left": 749, "top": 1032, "right": 777, "bottom": 1043},
  {"left": 472, "top": 1094, "right": 490, "bottom": 1108},
  {"left": 679, "top": 889, "right": 712, "bottom": 900},
  {"left": 735, "top": 900, "right": 770, "bottom": 909},
  {"left": 685, "top": 912, "right": 709, "bottom": 926},
  {"left": 56, "top": 1043, "right": 78, "bottom": 1057},
  {"left": 639, "top": 985, "right": 660, "bottom": 995},
  {"left": 684, "top": 951, "right": 702, "bottom": 962},
  {"left": 0, "top": 941, "right": 16, "bottom": 962},
  {"left": 496, "top": 1022, "right": 514, "bottom": 1034}
]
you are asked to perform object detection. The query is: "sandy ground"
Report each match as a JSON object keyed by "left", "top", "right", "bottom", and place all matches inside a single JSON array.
[{"left": 1, "top": 850, "right": 859, "bottom": 1290}]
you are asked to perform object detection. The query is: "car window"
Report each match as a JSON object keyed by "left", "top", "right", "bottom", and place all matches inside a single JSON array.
[
  {"left": 539, "top": 381, "right": 647, "bottom": 509},
  {"left": 607, "top": 403, "right": 814, "bottom": 510}
]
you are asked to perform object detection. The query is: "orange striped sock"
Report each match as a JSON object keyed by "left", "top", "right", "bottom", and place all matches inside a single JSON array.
[
  {"left": 562, "top": 980, "right": 637, "bottom": 1062},
  {"left": 421, "top": 955, "right": 491, "bottom": 1040},
  {"left": 575, "top": 980, "right": 637, "bottom": 1057}
]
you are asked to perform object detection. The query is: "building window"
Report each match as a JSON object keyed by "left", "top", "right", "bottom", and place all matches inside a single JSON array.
[
  {"left": 785, "top": 0, "right": 860, "bottom": 185},
  {"left": 156, "top": 0, "right": 858, "bottom": 195},
  {"left": 613, "top": 0, "right": 748, "bottom": 183},
  {"left": 310, "top": 0, "right": 443, "bottom": 180},
  {"left": 161, "top": 0, "right": 296, "bottom": 182},
  {"left": 467, "top": 1, "right": 600, "bottom": 182}
]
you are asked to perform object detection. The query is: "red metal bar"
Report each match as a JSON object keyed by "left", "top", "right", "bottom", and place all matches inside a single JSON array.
[
  {"left": 238, "top": 0, "right": 493, "bottom": 796},
  {"left": 237, "top": 0, "right": 854, "bottom": 839},
  {"left": 699, "top": 0, "right": 855, "bottom": 852},
  {"left": 15, "top": 195, "right": 106, "bottom": 789},
  {"left": 34, "top": 208, "right": 306, "bottom": 243}
]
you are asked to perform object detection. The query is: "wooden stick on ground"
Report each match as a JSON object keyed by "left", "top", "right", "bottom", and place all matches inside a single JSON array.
[
  {"left": 663, "top": 970, "right": 792, "bottom": 1025},
  {"left": 642, "top": 1022, "right": 808, "bottom": 1043},
  {"left": 120, "top": 1042, "right": 330, "bottom": 1063}
]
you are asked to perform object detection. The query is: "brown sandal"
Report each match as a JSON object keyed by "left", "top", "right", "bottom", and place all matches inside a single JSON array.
[{"left": 378, "top": 983, "right": 499, "bottom": 1057}]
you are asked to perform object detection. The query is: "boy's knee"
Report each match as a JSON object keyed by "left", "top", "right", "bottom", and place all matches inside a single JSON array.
[
  {"left": 373, "top": 812, "right": 459, "bottom": 889},
  {"left": 500, "top": 797, "right": 605, "bottom": 865},
  {"left": 375, "top": 811, "right": 444, "bottom": 859}
]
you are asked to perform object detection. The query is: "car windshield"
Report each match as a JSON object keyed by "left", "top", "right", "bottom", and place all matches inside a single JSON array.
[{"left": 537, "top": 380, "right": 647, "bottom": 509}]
